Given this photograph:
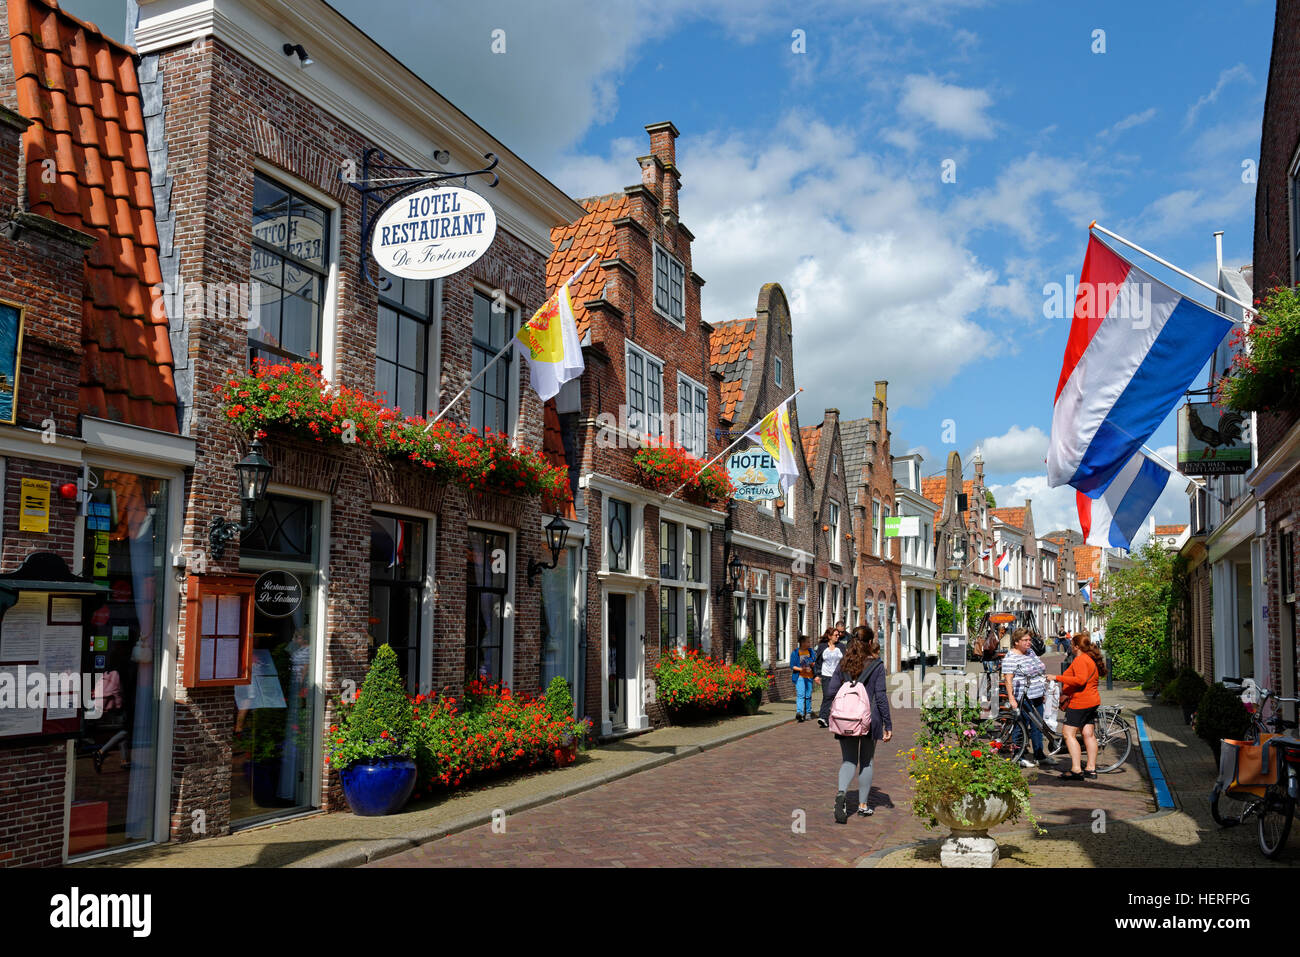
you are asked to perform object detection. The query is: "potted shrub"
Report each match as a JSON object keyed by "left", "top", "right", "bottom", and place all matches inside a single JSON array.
[
  {"left": 736, "top": 639, "right": 767, "bottom": 714},
  {"left": 544, "top": 676, "right": 592, "bottom": 763},
  {"left": 326, "top": 644, "right": 417, "bottom": 816},
  {"left": 1162, "top": 667, "right": 1209, "bottom": 725},
  {"left": 1193, "top": 682, "right": 1252, "bottom": 762},
  {"left": 905, "top": 738, "right": 1041, "bottom": 868}
]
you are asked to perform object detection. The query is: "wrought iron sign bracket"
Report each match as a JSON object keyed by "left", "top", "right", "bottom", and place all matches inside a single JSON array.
[{"left": 344, "top": 147, "right": 500, "bottom": 291}]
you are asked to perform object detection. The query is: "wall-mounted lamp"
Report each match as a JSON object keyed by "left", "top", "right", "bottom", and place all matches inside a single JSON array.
[
  {"left": 209, "top": 437, "right": 273, "bottom": 561},
  {"left": 527, "top": 513, "right": 570, "bottom": 585},
  {"left": 282, "top": 42, "right": 313, "bottom": 67},
  {"left": 716, "top": 551, "right": 743, "bottom": 599}
]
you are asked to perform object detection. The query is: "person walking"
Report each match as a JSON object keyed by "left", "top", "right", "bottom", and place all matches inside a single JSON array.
[
  {"left": 825, "top": 625, "right": 892, "bottom": 822},
  {"left": 790, "top": 635, "right": 816, "bottom": 722},
  {"left": 1048, "top": 631, "right": 1106, "bottom": 780},
  {"left": 813, "top": 625, "right": 846, "bottom": 727},
  {"left": 1002, "top": 627, "right": 1049, "bottom": 768}
]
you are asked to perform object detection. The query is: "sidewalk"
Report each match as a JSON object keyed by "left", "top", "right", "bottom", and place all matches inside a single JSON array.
[
  {"left": 869, "top": 681, "right": 1300, "bottom": 868},
  {"left": 73, "top": 704, "right": 792, "bottom": 868}
]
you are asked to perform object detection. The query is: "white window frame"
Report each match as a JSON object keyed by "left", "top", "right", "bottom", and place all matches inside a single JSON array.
[
  {"left": 626, "top": 341, "right": 664, "bottom": 438},
  {"left": 659, "top": 516, "right": 710, "bottom": 653},
  {"left": 470, "top": 282, "right": 522, "bottom": 441},
  {"left": 774, "top": 355, "right": 783, "bottom": 387},
  {"left": 872, "top": 498, "right": 882, "bottom": 557},
  {"left": 828, "top": 499, "right": 841, "bottom": 563},
  {"left": 676, "top": 371, "right": 708, "bottom": 458},
  {"left": 653, "top": 242, "right": 686, "bottom": 327},
  {"left": 774, "top": 573, "right": 792, "bottom": 659}
]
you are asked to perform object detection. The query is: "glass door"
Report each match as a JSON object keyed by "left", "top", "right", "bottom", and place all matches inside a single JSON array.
[
  {"left": 607, "top": 593, "right": 626, "bottom": 728},
  {"left": 71, "top": 469, "right": 169, "bottom": 856},
  {"left": 539, "top": 545, "right": 578, "bottom": 704},
  {"left": 232, "top": 494, "right": 321, "bottom": 826}
]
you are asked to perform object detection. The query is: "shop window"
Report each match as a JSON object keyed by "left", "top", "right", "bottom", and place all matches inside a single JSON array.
[
  {"left": 376, "top": 270, "right": 435, "bottom": 416},
  {"left": 626, "top": 342, "right": 663, "bottom": 437},
  {"left": 466, "top": 528, "right": 510, "bottom": 683},
  {"left": 471, "top": 290, "right": 516, "bottom": 436},
  {"left": 660, "top": 585, "right": 680, "bottom": 653},
  {"left": 797, "top": 598, "right": 806, "bottom": 638},
  {"left": 608, "top": 498, "right": 631, "bottom": 572},
  {"left": 539, "top": 546, "right": 579, "bottom": 704},
  {"left": 369, "top": 514, "right": 427, "bottom": 694},
  {"left": 685, "top": 527, "right": 703, "bottom": 583},
  {"left": 654, "top": 243, "right": 686, "bottom": 326},
  {"left": 775, "top": 574, "right": 791, "bottom": 659},
  {"left": 72, "top": 470, "right": 169, "bottom": 855},
  {"left": 685, "top": 590, "right": 704, "bottom": 653},
  {"left": 249, "top": 173, "right": 330, "bottom": 365},
  {"left": 659, "top": 520, "right": 679, "bottom": 579}
]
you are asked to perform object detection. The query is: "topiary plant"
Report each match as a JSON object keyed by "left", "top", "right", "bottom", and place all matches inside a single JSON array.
[
  {"left": 1194, "top": 682, "right": 1252, "bottom": 759},
  {"left": 325, "top": 644, "right": 414, "bottom": 771},
  {"left": 1142, "top": 656, "right": 1177, "bottom": 695},
  {"left": 1163, "top": 667, "right": 1208, "bottom": 708},
  {"left": 544, "top": 675, "right": 575, "bottom": 722},
  {"left": 737, "top": 637, "right": 763, "bottom": 674}
]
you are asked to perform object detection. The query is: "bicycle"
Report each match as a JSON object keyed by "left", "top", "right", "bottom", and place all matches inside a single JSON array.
[
  {"left": 987, "top": 699, "right": 1132, "bottom": 772},
  {"left": 1208, "top": 679, "right": 1299, "bottom": 830}
]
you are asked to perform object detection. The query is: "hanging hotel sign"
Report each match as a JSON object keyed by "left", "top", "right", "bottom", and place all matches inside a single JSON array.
[
  {"left": 727, "top": 446, "right": 780, "bottom": 502},
  {"left": 1177, "top": 402, "right": 1250, "bottom": 476},
  {"left": 254, "top": 570, "right": 303, "bottom": 619},
  {"left": 370, "top": 186, "right": 497, "bottom": 281}
]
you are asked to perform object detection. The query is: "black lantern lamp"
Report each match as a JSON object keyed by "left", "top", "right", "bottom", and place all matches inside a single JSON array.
[
  {"left": 716, "top": 551, "right": 744, "bottom": 599},
  {"left": 528, "top": 513, "right": 570, "bottom": 585},
  {"left": 209, "top": 438, "right": 273, "bottom": 561}
]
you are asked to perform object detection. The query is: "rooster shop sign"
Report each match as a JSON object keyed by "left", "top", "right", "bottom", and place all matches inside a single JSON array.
[
  {"left": 1177, "top": 402, "right": 1250, "bottom": 476},
  {"left": 371, "top": 186, "right": 497, "bottom": 280}
]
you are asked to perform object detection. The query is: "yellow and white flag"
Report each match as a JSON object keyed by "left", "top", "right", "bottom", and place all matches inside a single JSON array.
[
  {"left": 744, "top": 396, "right": 799, "bottom": 493},
  {"left": 513, "top": 255, "right": 593, "bottom": 401}
]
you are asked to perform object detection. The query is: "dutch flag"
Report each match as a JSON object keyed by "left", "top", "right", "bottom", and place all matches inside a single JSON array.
[
  {"left": 995, "top": 549, "right": 1011, "bottom": 573},
  {"left": 1076, "top": 450, "right": 1171, "bottom": 550},
  {"left": 1080, "top": 579, "right": 1093, "bottom": 604},
  {"left": 1048, "top": 235, "right": 1232, "bottom": 494}
]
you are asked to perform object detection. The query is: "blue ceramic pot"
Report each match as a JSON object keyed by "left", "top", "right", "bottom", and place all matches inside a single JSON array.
[{"left": 339, "top": 756, "right": 417, "bottom": 816}]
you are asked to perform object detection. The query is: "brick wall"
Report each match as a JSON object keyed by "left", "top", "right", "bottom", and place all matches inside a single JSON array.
[{"left": 0, "top": 743, "right": 65, "bottom": 867}]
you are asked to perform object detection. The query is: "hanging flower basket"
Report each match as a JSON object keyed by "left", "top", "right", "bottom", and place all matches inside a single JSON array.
[
  {"left": 1215, "top": 286, "right": 1300, "bottom": 413},
  {"left": 631, "top": 440, "right": 733, "bottom": 508},
  {"left": 216, "top": 358, "right": 566, "bottom": 500}
]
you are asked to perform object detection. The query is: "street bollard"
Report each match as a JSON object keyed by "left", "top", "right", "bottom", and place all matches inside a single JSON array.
[{"left": 1106, "top": 655, "right": 1113, "bottom": 691}]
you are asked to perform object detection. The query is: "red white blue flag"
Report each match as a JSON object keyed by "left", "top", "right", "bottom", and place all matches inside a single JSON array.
[
  {"left": 1076, "top": 450, "right": 1170, "bottom": 550},
  {"left": 1048, "top": 235, "right": 1232, "bottom": 494}
]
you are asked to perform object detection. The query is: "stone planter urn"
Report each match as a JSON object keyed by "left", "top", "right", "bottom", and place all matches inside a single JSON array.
[{"left": 930, "top": 793, "right": 1014, "bottom": 868}]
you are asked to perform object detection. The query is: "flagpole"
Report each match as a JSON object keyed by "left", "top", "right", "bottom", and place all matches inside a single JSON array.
[
  {"left": 1089, "top": 222, "right": 1254, "bottom": 323},
  {"left": 424, "top": 252, "right": 602, "bottom": 430},
  {"left": 664, "top": 387, "right": 803, "bottom": 501}
]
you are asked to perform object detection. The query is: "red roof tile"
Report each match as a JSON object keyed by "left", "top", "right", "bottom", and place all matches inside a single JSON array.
[
  {"left": 991, "top": 507, "right": 1026, "bottom": 530},
  {"left": 1074, "top": 545, "right": 1101, "bottom": 582},
  {"left": 800, "top": 425, "right": 821, "bottom": 472},
  {"left": 546, "top": 193, "right": 624, "bottom": 337},
  {"left": 541, "top": 400, "right": 574, "bottom": 520},
  {"left": 9, "top": 0, "right": 179, "bottom": 433},
  {"left": 921, "top": 476, "right": 947, "bottom": 523},
  {"left": 1154, "top": 524, "right": 1187, "bottom": 535},
  {"left": 708, "top": 318, "right": 757, "bottom": 422}
]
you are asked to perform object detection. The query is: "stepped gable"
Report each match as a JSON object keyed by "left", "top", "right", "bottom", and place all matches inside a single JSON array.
[
  {"left": 546, "top": 192, "right": 624, "bottom": 337},
  {"left": 9, "top": 0, "right": 179, "bottom": 432},
  {"left": 708, "top": 317, "right": 757, "bottom": 423}
]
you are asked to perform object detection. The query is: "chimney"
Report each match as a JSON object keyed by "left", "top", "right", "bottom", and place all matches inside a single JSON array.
[
  {"left": 974, "top": 448, "right": 985, "bottom": 487},
  {"left": 873, "top": 380, "right": 888, "bottom": 443},
  {"left": 0, "top": 106, "right": 26, "bottom": 220},
  {"left": 645, "top": 121, "right": 680, "bottom": 218}
]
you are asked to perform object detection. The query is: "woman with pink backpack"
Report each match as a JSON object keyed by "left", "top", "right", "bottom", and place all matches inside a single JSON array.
[{"left": 824, "top": 625, "right": 893, "bottom": 823}]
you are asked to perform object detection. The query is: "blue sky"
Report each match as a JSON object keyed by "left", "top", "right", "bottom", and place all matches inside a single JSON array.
[{"left": 69, "top": 0, "right": 1275, "bottom": 539}]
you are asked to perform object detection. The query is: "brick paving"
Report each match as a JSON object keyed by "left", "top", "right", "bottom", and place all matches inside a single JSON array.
[{"left": 371, "top": 681, "right": 1157, "bottom": 868}]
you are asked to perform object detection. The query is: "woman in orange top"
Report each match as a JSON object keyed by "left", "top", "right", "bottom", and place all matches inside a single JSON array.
[{"left": 1048, "top": 631, "right": 1107, "bottom": 781}]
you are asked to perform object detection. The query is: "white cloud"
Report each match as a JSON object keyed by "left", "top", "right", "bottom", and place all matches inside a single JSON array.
[
  {"left": 978, "top": 425, "right": 1049, "bottom": 476},
  {"left": 988, "top": 474, "right": 1079, "bottom": 538},
  {"left": 881, "top": 127, "right": 922, "bottom": 152},
  {"left": 951, "top": 152, "right": 1103, "bottom": 246},
  {"left": 1100, "top": 107, "right": 1156, "bottom": 139},
  {"left": 897, "top": 75, "right": 996, "bottom": 139},
  {"left": 1184, "top": 64, "right": 1254, "bottom": 130}
]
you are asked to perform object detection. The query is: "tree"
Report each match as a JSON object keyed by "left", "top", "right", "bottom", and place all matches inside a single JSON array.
[
  {"left": 963, "top": 589, "right": 991, "bottom": 637},
  {"left": 936, "top": 595, "right": 957, "bottom": 635},
  {"left": 1095, "top": 541, "right": 1175, "bottom": 681},
  {"left": 985, "top": 489, "right": 997, "bottom": 508}
]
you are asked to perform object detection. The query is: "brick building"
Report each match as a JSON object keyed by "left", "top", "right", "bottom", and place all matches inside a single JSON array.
[
  {"left": 709, "top": 283, "right": 815, "bottom": 678},
  {"left": 1043, "top": 531, "right": 1085, "bottom": 636},
  {"left": 800, "top": 410, "right": 856, "bottom": 644},
  {"left": 841, "top": 385, "right": 902, "bottom": 665},
  {"left": 1250, "top": 0, "right": 1300, "bottom": 711},
  {"left": 547, "top": 122, "right": 733, "bottom": 733},
  {"left": 0, "top": 0, "right": 589, "bottom": 862}
]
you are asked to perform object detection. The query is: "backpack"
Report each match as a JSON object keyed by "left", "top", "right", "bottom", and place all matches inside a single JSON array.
[
  {"left": 829, "top": 662, "right": 881, "bottom": 736},
  {"left": 1030, "top": 633, "right": 1047, "bottom": 656}
]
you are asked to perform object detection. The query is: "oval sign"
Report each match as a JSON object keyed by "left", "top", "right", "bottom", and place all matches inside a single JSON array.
[
  {"left": 254, "top": 570, "right": 303, "bottom": 619},
  {"left": 371, "top": 185, "right": 497, "bottom": 280}
]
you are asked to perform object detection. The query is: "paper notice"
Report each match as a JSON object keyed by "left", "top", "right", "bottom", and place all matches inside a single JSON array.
[
  {"left": 201, "top": 596, "right": 217, "bottom": 636},
  {"left": 214, "top": 637, "right": 240, "bottom": 680},
  {"left": 0, "top": 593, "right": 45, "bottom": 661},
  {"left": 199, "top": 638, "right": 215, "bottom": 681},
  {"left": 0, "top": 667, "right": 43, "bottom": 736},
  {"left": 49, "top": 597, "right": 81, "bottom": 625},
  {"left": 217, "top": 595, "right": 241, "bottom": 636},
  {"left": 43, "top": 633, "right": 82, "bottom": 719}
]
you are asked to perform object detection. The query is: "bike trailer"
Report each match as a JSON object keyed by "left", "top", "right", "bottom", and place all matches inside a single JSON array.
[{"left": 1217, "top": 734, "right": 1282, "bottom": 797}]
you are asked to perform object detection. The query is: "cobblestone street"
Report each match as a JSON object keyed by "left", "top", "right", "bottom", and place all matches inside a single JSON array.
[{"left": 372, "top": 679, "right": 1158, "bottom": 869}]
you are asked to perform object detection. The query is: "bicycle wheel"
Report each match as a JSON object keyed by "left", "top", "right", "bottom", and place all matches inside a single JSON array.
[
  {"left": 1095, "top": 718, "right": 1133, "bottom": 773},
  {"left": 990, "top": 715, "right": 1027, "bottom": 764},
  {"left": 1258, "top": 780, "right": 1294, "bottom": 859}
]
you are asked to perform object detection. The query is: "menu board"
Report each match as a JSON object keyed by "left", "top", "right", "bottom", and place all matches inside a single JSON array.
[{"left": 0, "top": 591, "right": 87, "bottom": 741}]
